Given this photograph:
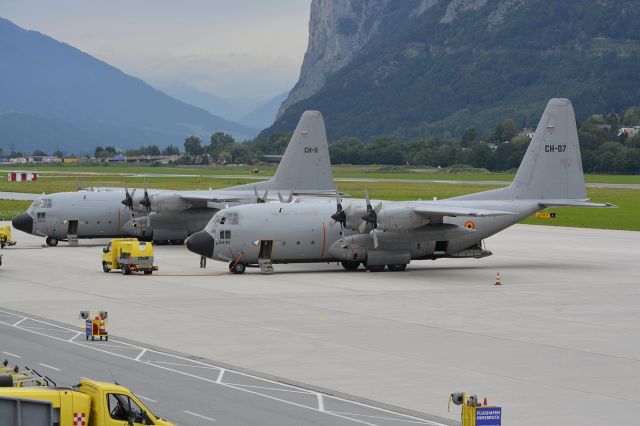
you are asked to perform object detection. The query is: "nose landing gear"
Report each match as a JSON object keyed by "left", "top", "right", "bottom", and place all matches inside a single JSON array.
[
  {"left": 229, "top": 261, "right": 246, "bottom": 274},
  {"left": 45, "top": 237, "right": 59, "bottom": 247}
]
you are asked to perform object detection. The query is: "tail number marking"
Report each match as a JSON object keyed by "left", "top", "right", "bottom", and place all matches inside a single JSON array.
[{"left": 544, "top": 144, "right": 566, "bottom": 153}]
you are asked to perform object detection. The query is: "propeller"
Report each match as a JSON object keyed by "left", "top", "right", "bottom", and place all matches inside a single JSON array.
[
  {"left": 330, "top": 191, "right": 350, "bottom": 228},
  {"left": 139, "top": 182, "right": 151, "bottom": 212},
  {"left": 254, "top": 186, "right": 269, "bottom": 203},
  {"left": 359, "top": 189, "right": 382, "bottom": 248},
  {"left": 277, "top": 191, "right": 294, "bottom": 203},
  {"left": 121, "top": 186, "right": 136, "bottom": 210}
]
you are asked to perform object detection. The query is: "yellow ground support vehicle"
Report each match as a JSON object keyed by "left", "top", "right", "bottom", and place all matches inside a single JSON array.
[
  {"left": 0, "top": 361, "right": 51, "bottom": 387},
  {"left": 102, "top": 238, "right": 157, "bottom": 275},
  {"left": 0, "top": 378, "right": 175, "bottom": 425},
  {"left": 1, "top": 225, "right": 17, "bottom": 248}
]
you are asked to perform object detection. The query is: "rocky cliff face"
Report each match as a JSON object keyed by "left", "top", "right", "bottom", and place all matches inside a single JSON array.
[
  {"left": 272, "top": 0, "right": 640, "bottom": 141},
  {"left": 277, "top": 0, "right": 391, "bottom": 118}
]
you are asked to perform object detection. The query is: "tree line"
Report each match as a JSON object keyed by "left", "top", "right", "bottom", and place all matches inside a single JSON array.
[{"left": 7, "top": 107, "right": 640, "bottom": 174}]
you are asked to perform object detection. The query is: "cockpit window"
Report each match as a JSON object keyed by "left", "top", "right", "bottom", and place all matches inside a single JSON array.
[
  {"left": 37, "top": 198, "right": 52, "bottom": 209},
  {"left": 227, "top": 212, "right": 239, "bottom": 225}
]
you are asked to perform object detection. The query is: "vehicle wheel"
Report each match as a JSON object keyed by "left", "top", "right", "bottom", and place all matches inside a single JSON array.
[
  {"left": 102, "top": 262, "right": 110, "bottom": 273},
  {"left": 122, "top": 265, "right": 131, "bottom": 275},
  {"left": 170, "top": 239, "right": 185, "bottom": 245},
  {"left": 387, "top": 264, "right": 407, "bottom": 272},
  {"left": 341, "top": 261, "right": 360, "bottom": 270},
  {"left": 45, "top": 237, "right": 59, "bottom": 247},
  {"left": 144, "top": 270, "right": 152, "bottom": 275},
  {"left": 366, "top": 264, "right": 385, "bottom": 272},
  {"left": 91, "top": 336, "right": 95, "bottom": 341},
  {"left": 105, "top": 336, "right": 108, "bottom": 341},
  {"left": 232, "top": 262, "right": 246, "bottom": 274},
  {"left": 85, "top": 335, "right": 88, "bottom": 340}
]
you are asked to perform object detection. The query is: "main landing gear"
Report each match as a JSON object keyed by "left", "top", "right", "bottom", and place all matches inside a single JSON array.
[{"left": 229, "top": 261, "right": 246, "bottom": 274}]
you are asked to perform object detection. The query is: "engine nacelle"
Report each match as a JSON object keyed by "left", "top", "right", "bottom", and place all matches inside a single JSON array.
[
  {"left": 149, "top": 193, "right": 189, "bottom": 213},
  {"left": 328, "top": 234, "right": 371, "bottom": 262},
  {"left": 123, "top": 215, "right": 153, "bottom": 239},
  {"left": 376, "top": 206, "right": 428, "bottom": 231}
]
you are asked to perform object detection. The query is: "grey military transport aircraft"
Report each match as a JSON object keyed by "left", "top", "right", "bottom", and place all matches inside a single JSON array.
[
  {"left": 186, "top": 99, "right": 612, "bottom": 273},
  {"left": 11, "top": 111, "right": 334, "bottom": 246}
]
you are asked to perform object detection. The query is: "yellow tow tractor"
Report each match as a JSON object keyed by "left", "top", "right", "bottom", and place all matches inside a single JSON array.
[
  {"left": 102, "top": 238, "right": 158, "bottom": 275},
  {"left": 1, "top": 225, "right": 17, "bottom": 248},
  {"left": 0, "top": 378, "right": 175, "bottom": 425}
]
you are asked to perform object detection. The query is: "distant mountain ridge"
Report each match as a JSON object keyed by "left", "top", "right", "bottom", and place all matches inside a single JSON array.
[
  {"left": 267, "top": 0, "right": 640, "bottom": 140},
  {"left": 0, "top": 17, "right": 257, "bottom": 154}
]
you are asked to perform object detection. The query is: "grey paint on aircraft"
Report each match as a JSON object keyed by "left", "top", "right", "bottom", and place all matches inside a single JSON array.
[
  {"left": 189, "top": 99, "right": 611, "bottom": 271},
  {"left": 12, "top": 111, "right": 335, "bottom": 245}
]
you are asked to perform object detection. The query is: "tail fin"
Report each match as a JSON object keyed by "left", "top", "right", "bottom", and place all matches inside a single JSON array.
[
  {"left": 510, "top": 98, "right": 586, "bottom": 200},
  {"left": 457, "top": 98, "right": 587, "bottom": 201},
  {"left": 257, "top": 110, "right": 334, "bottom": 191}
]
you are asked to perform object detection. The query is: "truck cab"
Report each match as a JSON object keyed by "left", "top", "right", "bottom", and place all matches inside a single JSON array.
[
  {"left": 102, "top": 238, "right": 157, "bottom": 275},
  {"left": 0, "top": 379, "right": 174, "bottom": 425}
]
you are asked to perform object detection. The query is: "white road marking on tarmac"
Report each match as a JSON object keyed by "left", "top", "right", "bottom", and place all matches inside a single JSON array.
[
  {"left": 318, "top": 393, "right": 325, "bottom": 411},
  {"left": 137, "top": 395, "right": 157, "bottom": 403},
  {"left": 183, "top": 410, "right": 216, "bottom": 422},
  {"left": 216, "top": 368, "right": 225, "bottom": 383},
  {"left": 68, "top": 332, "right": 83, "bottom": 342},
  {"left": 148, "top": 360, "right": 219, "bottom": 370},
  {"left": 134, "top": 348, "right": 147, "bottom": 361},
  {"left": 39, "top": 363, "right": 61, "bottom": 371},
  {"left": 12, "top": 318, "right": 27, "bottom": 326},
  {"left": 2, "top": 351, "right": 21, "bottom": 358},
  {"left": 224, "top": 382, "right": 314, "bottom": 395},
  {"left": 328, "top": 411, "right": 435, "bottom": 425},
  {"left": 0, "top": 309, "right": 451, "bottom": 426}
]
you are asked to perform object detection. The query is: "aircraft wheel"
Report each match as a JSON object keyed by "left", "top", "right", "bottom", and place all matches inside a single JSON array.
[
  {"left": 46, "top": 237, "right": 59, "bottom": 247},
  {"left": 144, "top": 270, "right": 152, "bottom": 275},
  {"left": 366, "top": 264, "right": 385, "bottom": 272},
  {"left": 122, "top": 265, "right": 132, "bottom": 275},
  {"left": 231, "top": 262, "right": 246, "bottom": 274},
  {"left": 341, "top": 261, "right": 360, "bottom": 270},
  {"left": 102, "top": 262, "right": 110, "bottom": 273},
  {"left": 387, "top": 264, "right": 407, "bottom": 272}
]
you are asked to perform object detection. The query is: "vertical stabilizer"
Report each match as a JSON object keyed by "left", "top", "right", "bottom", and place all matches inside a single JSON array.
[
  {"left": 456, "top": 98, "right": 587, "bottom": 201},
  {"left": 258, "top": 110, "right": 334, "bottom": 191},
  {"left": 510, "top": 98, "right": 586, "bottom": 200}
]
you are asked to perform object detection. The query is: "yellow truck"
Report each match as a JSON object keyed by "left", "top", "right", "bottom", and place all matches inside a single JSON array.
[
  {"left": 102, "top": 238, "right": 157, "bottom": 275},
  {"left": 1, "top": 225, "right": 17, "bottom": 248},
  {"left": 0, "top": 378, "right": 175, "bottom": 425}
]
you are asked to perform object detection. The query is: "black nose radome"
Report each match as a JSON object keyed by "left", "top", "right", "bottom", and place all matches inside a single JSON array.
[
  {"left": 12, "top": 213, "right": 33, "bottom": 235},
  {"left": 186, "top": 231, "right": 214, "bottom": 258}
]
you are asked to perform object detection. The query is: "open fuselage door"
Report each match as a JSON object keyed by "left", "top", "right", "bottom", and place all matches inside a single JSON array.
[{"left": 258, "top": 240, "right": 274, "bottom": 274}]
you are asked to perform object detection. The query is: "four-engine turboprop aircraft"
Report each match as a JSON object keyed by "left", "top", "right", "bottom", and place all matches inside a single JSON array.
[
  {"left": 186, "top": 99, "right": 612, "bottom": 273},
  {"left": 11, "top": 111, "right": 334, "bottom": 246}
]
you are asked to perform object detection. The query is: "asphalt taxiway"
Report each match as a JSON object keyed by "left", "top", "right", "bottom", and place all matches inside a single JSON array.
[{"left": 1, "top": 222, "right": 638, "bottom": 425}]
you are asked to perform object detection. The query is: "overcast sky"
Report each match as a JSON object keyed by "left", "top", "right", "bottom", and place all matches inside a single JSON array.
[{"left": 1, "top": 0, "right": 311, "bottom": 100}]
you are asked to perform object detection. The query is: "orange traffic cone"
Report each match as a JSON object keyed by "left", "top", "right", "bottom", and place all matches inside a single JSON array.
[{"left": 495, "top": 272, "right": 501, "bottom": 286}]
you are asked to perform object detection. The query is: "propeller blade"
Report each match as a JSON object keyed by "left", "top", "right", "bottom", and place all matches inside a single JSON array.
[
  {"left": 277, "top": 192, "right": 284, "bottom": 203},
  {"left": 372, "top": 230, "right": 379, "bottom": 249},
  {"left": 253, "top": 186, "right": 260, "bottom": 200},
  {"left": 263, "top": 189, "right": 269, "bottom": 202},
  {"left": 287, "top": 191, "right": 293, "bottom": 203},
  {"left": 359, "top": 220, "right": 367, "bottom": 233},
  {"left": 374, "top": 202, "right": 383, "bottom": 214}
]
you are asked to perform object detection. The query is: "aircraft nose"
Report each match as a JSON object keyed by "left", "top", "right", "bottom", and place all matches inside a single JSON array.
[
  {"left": 12, "top": 213, "right": 33, "bottom": 234},
  {"left": 186, "top": 231, "right": 214, "bottom": 258}
]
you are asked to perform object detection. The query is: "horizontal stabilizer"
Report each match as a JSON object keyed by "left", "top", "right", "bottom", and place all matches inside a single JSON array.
[{"left": 539, "top": 200, "right": 616, "bottom": 208}]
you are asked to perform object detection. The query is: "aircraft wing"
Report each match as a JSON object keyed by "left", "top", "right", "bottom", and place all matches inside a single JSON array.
[
  {"left": 412, "top": 205, "right": 515, "bottom": 217},
  {"left": 179, "top": 193, "right": 248, "bottom": 204}
]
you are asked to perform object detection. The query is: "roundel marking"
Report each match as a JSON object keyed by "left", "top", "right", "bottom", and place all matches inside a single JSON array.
[{"left": 464, "top": 220, "right": 476, "bottom": 229}]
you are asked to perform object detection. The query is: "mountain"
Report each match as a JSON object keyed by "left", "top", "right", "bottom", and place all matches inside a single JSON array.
[
  {"left": 238, "top": 91, "right": 289, "bottom": 130},
  {"left": 0, "top": 18, "right": 257, "bottom": 154},
  {"left": 267, "top": 0, "right": 640, "bottom": 141},
  {"left": 160, "top": 81, "right": 256, "bottom": 123}
]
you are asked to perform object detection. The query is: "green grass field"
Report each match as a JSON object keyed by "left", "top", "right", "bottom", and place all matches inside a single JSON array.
[
  {"left": 0, "top": 200, "right": 31, "bottom": 221},
  {"left": 2, "top": 164, "right": 639, "bottom": 184}
]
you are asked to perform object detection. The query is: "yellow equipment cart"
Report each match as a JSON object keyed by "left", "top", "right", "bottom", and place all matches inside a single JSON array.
[
  {"left": 0, "top": 225, "right": 17, "bottom": 248},
  {"left": 81, "top": 310, "right": 108, "bottom": 341}
]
